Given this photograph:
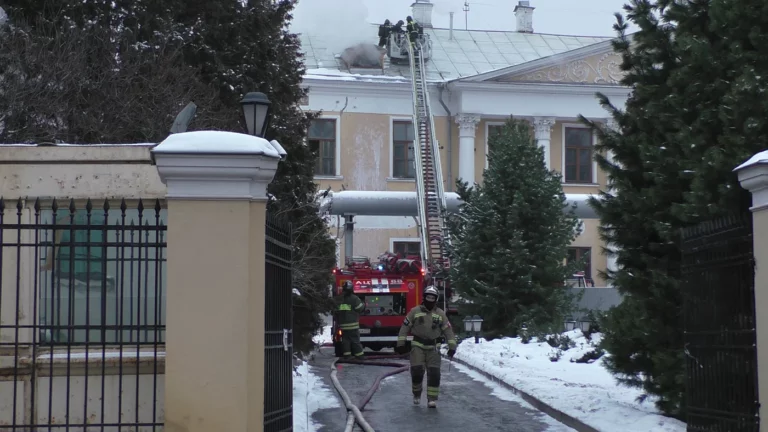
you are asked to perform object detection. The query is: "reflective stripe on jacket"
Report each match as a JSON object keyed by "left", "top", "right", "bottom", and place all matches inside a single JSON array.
[{"left": 397, "top": 305, "right": 457, "bottom": 349}]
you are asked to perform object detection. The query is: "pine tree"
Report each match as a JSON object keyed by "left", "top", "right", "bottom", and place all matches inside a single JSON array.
[
  {"left": 582, "top": 0, "right": 768, "bottom": 417},
  {"left": 448, "top": 118, "right": 581, "bottom": 338}
]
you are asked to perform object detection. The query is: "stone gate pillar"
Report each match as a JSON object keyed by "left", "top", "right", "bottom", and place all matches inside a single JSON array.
[{"left": 152, "top": 131, "right": 283, "bottom": 432}]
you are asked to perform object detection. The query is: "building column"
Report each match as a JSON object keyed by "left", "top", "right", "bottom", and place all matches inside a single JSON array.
[
  {"left": 533, "top": 117, "right": 556, "bottom": 170},
  {"left": 736, "top": 156, "right": 768, "bottom": 424},
  {"left": 455, "top": 113, "right": 480, "bottom": 184},
  {"left": 152, "top": 131, "right": 282, "bottom": 432}
]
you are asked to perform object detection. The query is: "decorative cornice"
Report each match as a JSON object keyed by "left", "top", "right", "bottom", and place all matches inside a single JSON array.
[
  {"left": 533, "top": 117, "right": 556, "bottom": 140},
  {"left": 449, "top": 80, "right": 632, "bottom": 96},
  {"left": 514, "top": 52, "right": 624, "bottom": 85},
  {"left": 455, "top": 113, "right": 481, "bottom": 136}
]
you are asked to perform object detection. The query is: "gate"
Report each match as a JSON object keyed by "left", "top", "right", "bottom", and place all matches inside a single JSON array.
[
  {"left": 681, "top": 212, "right": 759, "bottom": 431},
  {"left": 264, "top": 211, "right": 294, "bottom": 431}
]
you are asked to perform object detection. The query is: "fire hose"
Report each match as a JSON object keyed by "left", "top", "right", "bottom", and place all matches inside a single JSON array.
[{"left": 329, "top": 352, "right": 410, "bottom": 432}]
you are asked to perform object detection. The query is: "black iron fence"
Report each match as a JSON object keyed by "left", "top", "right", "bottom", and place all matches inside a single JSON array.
[
  {"left": 263, "top": 211, "right": 293, "bottom": 432},
  {"left": 0, "top": 197, "right": 166, "bottom": 431},
  {"left": 681, "top": 211, "right": 759, "bottom": 432}
]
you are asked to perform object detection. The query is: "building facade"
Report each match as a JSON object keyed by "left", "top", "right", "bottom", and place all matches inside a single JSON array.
[{"left": 299, "top": 1, "right": 631, "bottom": 287}]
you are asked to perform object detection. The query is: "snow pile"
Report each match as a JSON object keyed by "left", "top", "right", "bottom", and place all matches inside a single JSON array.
[
  {"left": 312, "top": 326, "right": 333, "bottom": 345},
  {"left": 735, "top": 149, "right": 768, "bottom": 170},
  {"left": 305, "top": 68, "right": 408, "bottom": 82},
  {"left": 293, "top": 361, "right": 340, "bottom": 432},
  {"left": 443, "top": 330, "right": 686, "bottom": 432}
]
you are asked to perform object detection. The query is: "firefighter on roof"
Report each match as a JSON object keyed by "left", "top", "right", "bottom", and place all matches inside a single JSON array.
[
  {"left": 396, "top": 285, "right": 457, "bottom": 408},
  {"left": 378, "top": 19, "right": 392, "bottom": 47},
  {"left": 334, "top": 281, "right": 365, "bottom": 359},
  {"left": 406, "top": 16, "right": 420, "bottom": 47}
]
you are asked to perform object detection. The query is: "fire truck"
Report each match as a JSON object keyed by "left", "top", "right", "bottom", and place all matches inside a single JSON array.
[{"left": 331, "top": 252, "right": 454, "bottom": 356}]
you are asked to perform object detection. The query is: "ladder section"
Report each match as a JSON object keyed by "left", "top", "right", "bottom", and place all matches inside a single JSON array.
[{"left": 406, "top": 40, "right": 452, "bottom": 308}]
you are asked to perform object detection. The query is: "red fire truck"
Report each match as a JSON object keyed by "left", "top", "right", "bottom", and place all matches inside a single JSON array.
[{"left": 331, "top": 252, "right": 452, "bottom": 356}]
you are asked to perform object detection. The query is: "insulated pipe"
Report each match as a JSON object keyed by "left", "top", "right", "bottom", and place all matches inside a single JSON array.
[{"left": 438, "top": 83, "right": 454, "bottom": 191}]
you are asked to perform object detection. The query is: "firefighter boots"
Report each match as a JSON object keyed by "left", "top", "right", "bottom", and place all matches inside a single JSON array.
[
  {"left": 428, "top": 400, "right": 437, "bottom": 409},
  {"left": 413, "top": 397, "right": 420, "bottom": 405}
]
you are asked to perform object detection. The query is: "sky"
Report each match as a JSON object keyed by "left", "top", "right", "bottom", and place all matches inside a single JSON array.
[{"left": 360, "top": 0, "right": 635, "bottom": 37}]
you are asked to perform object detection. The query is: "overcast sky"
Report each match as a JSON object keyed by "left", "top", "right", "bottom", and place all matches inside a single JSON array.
[{"left": 361, "top": 0, "right": 636, "bottom": 37}]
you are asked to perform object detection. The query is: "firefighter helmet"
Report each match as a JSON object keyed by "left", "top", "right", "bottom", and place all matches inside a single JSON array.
[
  {"left": 424, "top": 285, "right": 439, "bottom": 300},
  {"left": 342, "top": 281, "right": 353, "bottom": 293}
]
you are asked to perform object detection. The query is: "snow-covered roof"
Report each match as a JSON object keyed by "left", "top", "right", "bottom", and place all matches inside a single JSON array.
[{"left": 300, "top": 25, "right": 611, "bottom": 82}]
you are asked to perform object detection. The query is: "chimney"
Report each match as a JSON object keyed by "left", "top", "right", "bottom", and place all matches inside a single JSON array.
[
  {"left": 514, "top": 1, "right": 534, "bottom": 33},
  {"left": 411, "top": 0, "right": 434, "bottom": 28},
  {"left": 449, "top": 11, "right": 454, "bottom": 40}
]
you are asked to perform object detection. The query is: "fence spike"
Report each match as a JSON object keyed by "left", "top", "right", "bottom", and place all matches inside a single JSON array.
[
  {"left": 103, "top": 199, "right": 110, "bottom": 212},
  {"left": 137, "top": 199, "right": 145, "bottom": 214},
  {"left": 16, "top": 198, "right": 23, "bottom": 213},
  {"left": 33, "top": 198, "right": 41, "bottom": 213},
  {"left": 86, "top": 198, "right": 93, "bottom": 212},
  {"left": 154, "top": 199, "right": 161, "bottom": 212},
  {"left": 51, "top": 197, "right": 58, "bottom": 213},
  {"left": 120, "top": 198, "right": 127, "bottom": 213},
  {"left": 68, "top": 198, "right": 76, "bottom": 214}
]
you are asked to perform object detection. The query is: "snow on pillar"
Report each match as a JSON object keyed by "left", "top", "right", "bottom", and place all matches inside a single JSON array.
[
  {"left": 533, "top": 117, "right": 555, "bottom": 170},
  {"left": 456, "top": 113, "right": 480, "bottom": 184}
]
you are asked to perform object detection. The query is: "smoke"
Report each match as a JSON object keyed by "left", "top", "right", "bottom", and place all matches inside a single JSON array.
[
  {"left": 340, "top": 43, "right": 383, "bottom": 68},
  {"left": 292, "top": 0, "right": 375, "bottom": 55}
]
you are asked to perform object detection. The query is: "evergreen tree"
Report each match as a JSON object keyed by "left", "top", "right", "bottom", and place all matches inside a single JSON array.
[
  {"left": 582, "top": 0, "right": 768, "bottom": 417},
  {"left": 448, "top": 118, "right": 581, "bottom": 338},
  {"left": 1, "top": 0, "right": 335, "bottom": 352}
]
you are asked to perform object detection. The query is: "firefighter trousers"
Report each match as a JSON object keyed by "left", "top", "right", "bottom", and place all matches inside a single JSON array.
[
  {"left": 409, "top": 346, "right": 441, "bottom": 401},
  {"left": 342, "top": 329, "right": 364, "bottom": 358}
]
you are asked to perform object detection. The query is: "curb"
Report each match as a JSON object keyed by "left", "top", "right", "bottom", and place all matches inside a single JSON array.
[{"left": 440, "top": 353, "right": 601, "bottom": 432}]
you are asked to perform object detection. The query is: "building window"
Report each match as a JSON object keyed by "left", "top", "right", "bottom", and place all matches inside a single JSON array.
[
  {"left": 393, "top": 241, "right": 421, "bottom": 257},
  {"left": 564, "top": 127, "right": 593, "bottom": 183},
  {"left": 567, "top": 247, "right": 592, "bottom": 282},
  {"left": 308, "top": 119, "right": 336, "bottom": 176},
  {"left": 392, "top": 121, "right": 416, "bottom": 179}
]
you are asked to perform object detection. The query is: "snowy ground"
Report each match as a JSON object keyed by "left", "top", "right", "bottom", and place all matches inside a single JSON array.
[
  {"left": 292, "top": 360, "right": 340, "bottom": 432},
  {"left": 312, "top": 325, "right": 333, "bottom": 345},
  {"left": 441, "top": 330, "right": 686, "bottom": 432}
]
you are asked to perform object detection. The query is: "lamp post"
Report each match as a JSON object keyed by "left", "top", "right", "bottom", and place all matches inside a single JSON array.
[
  {"left": 463, "top": 315, "right": 484, "bottom": 344},
  {"left": 240, "top": 92, "right": 272, "bottom": 138}
]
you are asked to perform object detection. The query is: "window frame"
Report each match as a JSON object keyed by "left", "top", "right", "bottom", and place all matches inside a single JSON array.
[
  {"left": 567, "top": 246, "right": 592, "bottom": 282},
  {"left": 390, "top": 238, "right": 421, "bottom": 257},
  {"left": 389, "top": 117, "right": 417, "bottom": 180},
  {"left": 485, "top": 121, "right": 505, "bottom": 170},
  {"left": 561, "top": 123, "right": 597, "bottom": 185},
  {"left": 307, "top": 115, "right": 341, "bottom": 178}
]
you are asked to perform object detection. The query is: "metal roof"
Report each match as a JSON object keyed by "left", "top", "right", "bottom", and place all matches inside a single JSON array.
[{"left": 300, "top": 25, "right": 611, "bottom": 82}]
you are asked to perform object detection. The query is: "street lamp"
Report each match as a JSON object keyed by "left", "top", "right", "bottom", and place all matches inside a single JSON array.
[
  {"left": 463, "top": 315, "right": 484, "bottom": 344},
  {"left": 240, "top": 92, "right": 272, "bottom": 138}
]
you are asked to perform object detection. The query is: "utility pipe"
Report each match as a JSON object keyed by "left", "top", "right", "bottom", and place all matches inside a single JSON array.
[{"left": 438, "top": 83, "right": 453, "bottom": 191}]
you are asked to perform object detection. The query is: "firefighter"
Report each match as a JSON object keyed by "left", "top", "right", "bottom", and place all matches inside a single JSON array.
[
  {"left": 396, "top": 285, "right": 457, "bottom": 408},
  {"left": 334, "top": 281, "right": 365, "bottom": 359},
  {"left": 378, "top": 19, "right": 392, "bottom": 48},
  {"left": 406, "top": 16, "right": 420, "bottom": 47}
]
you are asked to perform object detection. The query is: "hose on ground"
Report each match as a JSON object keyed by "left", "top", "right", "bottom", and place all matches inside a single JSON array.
[
  {"left": 329, "top": 352, "right": 410, "bottom": 432},
  {"left": 330, "top": 357, "right": 375, "bottom": 432}
]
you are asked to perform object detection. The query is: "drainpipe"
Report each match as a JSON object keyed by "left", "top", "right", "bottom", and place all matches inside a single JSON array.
[{"left": 437, "top": 83, "right": 453, "bottom": 191}]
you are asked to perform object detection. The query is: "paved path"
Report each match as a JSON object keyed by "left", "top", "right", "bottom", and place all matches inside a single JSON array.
[{"left": 309, "top": 347, "right": 575, "bottom": 432}]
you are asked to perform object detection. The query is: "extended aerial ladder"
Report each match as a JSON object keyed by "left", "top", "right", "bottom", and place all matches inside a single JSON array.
[{"left": 405, "top": 39, "right": 452, "bottom": 312}]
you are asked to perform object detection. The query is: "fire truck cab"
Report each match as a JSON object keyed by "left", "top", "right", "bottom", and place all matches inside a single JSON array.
[{"left": 331, "top": 253, "right": 426, "bottom": 356}]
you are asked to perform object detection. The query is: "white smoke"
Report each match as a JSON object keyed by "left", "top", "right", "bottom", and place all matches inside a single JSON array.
[{"left": 292, "top": 0, "right": 376, "bottom": 55}]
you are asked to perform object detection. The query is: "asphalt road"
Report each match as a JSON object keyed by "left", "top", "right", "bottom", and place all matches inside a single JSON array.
[{"left": 309, "top": 347, "right": 574, "bottom": 432}]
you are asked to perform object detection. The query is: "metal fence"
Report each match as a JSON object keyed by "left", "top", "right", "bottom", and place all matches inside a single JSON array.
[
  {"left": 681, "top": 211, "right": 759, "bottom": 432},
  {"left": 0, "top": 197, "right": 166, "bottom": 431},
  {"left": 263, "top": 211, "right": 293, "bottom": 432}
]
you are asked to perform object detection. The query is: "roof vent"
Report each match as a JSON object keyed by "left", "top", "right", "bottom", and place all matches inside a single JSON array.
[
  {"left": 411, "top": 0, "right": 434, "bottom": 28},
  {"left": 514, "top": 1, "right": 534, "bottom": 33}
]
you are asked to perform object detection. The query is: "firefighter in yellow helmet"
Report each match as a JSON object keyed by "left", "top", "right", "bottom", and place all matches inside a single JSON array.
[
  {"left": 335, "top": 281, "right": 365, "bottom": 359},
  {"left": 396, "top": 285, "right": 457, "bottom": 408}
]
